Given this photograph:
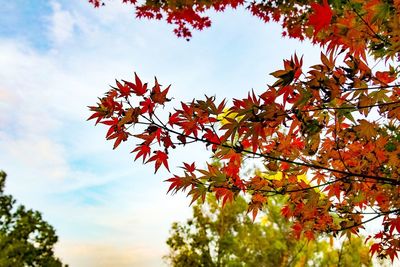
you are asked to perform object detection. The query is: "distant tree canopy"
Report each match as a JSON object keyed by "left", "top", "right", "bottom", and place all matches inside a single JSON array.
[
  {"left": 165, "top": 195, "right": 373, "bottom": 267},
  {"left": 0, "top": 171, "right": 66, "bottom": 267}
]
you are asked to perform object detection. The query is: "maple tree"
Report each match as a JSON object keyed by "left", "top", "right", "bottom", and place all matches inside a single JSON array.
[{"left": 88, "top": 0, "right": 400, "bottom": 261}]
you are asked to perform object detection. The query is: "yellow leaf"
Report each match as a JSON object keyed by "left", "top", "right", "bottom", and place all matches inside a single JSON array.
[
  {"left": 354, "top": 119, "right": 377, "bottom": 140},
  {"left": 217, "top": 109, "right": 244, "bottom": 126}
]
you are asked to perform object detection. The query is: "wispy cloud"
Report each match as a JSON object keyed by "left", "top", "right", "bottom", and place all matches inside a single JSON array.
[{"left": 48, "top": 1, "right": 77, "bottom": 45}]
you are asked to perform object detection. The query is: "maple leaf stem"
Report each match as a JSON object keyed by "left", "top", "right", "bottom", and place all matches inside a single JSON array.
[
  {"left": 281, "top": 179, "right": 340, "bottom": 193},
  {"left": 239, "top": 148, "right": 398, "bottom": 185},
  {"left": 153, "top": 112, "right": 168, "bottom": 128},
  {"left": 331, "top": 209, "right": 400, "bottom": 233},
  {"left": 210, "top": 122, "right": 223, "bottom": 144},
  {"left": 334, "top": 111, "right": 353, "bottom": 174},
  {"left": 331, "top": 213, "right": 382, "bottom": 233},
  {"left": 140, "top": 114, "right": 152, "bottom": 123},
  {"left": 233, "top": 175, "right": 386, "bottom": 195},
  {"left": 344, "top": 84, "right": 400, "bottom": 91},
  {"left": 349, "top": 2, "right": 390, "bottom": 46},
  {"left": 256, "top": 99, "right": 399, "bottom": 120},
  {"left": 306, "top": 100, "right": 400, "bottom": 112},
  {"left": 172, "top": 140, "right": 198, "bottom": 145},
  {"left": 338, "top": 209, "right": 400, "bottom": 215},
  {"left": 242, "top": 177, "right": 342, "bottom": 194},
  {"left": 147, "top": 117, "right": 400, "bottom": 186}
]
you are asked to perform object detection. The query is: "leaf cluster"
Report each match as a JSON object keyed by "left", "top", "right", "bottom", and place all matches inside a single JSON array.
[{"left": 88, "top": 0, "right": 400, "bottom": 261}]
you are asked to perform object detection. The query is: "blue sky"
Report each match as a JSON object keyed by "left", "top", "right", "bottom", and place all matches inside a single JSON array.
[
  {"left": 0, "top": 1, "right": 53, "bottom": 50},
  {"left": 0, "top": 1, "right": 325, "bottom": 266}
]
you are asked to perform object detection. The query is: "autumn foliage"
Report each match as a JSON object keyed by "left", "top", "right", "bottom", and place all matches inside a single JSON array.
[{"left": 88, "top": 0, "right": 400, "bottom": 261}]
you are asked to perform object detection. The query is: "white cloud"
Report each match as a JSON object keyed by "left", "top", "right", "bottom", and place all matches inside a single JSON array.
[
  {"left": 48, "top": 1, "right": 76, "bottom": 45},
  {"left": 3, "top": 137, "right": 67, "bottom": 179}
]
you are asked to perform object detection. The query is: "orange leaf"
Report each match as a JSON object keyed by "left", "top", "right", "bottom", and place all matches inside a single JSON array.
[
  {"left": 214, "top": 187, "right": 234, "bottom": 207},
  {"left": 150, "top": 78, "right": 170, "bottom": 104},
  {"left": 354, "top": 119, "right": 377, "bottom": 140}
]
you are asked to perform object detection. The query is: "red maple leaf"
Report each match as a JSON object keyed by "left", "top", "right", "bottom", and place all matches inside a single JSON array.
[
  {"left": 375, "top": 71, "right": 396, "bottom": 85},
  {"left": 123, "top": 72, "right": 148, "bottom": 96},
  {"left": 168, "top": 112, "right": 182, "bottom": 126},
  {"left": 325, "top": 183, "right": 341, "bottom": 200},
  {"left": 147, "top": 150, "right": 170, "bottom": 173},
  {"left": 106, "top": 130, "right": 128, "bottom": 149},
  {"left": 389, "top": 217, "right": 400, "bottom": 235},
  {"left": 165, "top": 175, "right": 183, "bottom": 194},
  {"left": 370, "top": 243, "right": 381, "bottom": 256},
  {"left": 182, "top": 162, "right": 196, "bottom": 173},
  {"left": 115, "top": 80, "right": 131, "bottom": 97},
  {"left": 132, "top": 144, "right": 151, "bottom": 162},
  {"left": 308, "top": 0, "right": 333, "bottom": 36},
  {"left": 214, "top": 187, "right": 234, "bottom": 207},
  {"left": 281, "top": 204, "right": 292, "bottom": 218},
  {"left": 139, "top": 98, "right": 155, "bottom": 114},
  {"left": 101, "top": 117, "right": 120, "bottom": 138},
  {"left": 292, "top": 222, "right": 303, "bottom": 239}
]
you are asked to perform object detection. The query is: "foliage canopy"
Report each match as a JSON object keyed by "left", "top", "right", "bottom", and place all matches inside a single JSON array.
[{"left": 88, "top": 0, "right": 400, "bottom": 261}]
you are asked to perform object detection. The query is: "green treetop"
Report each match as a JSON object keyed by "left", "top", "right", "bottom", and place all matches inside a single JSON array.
[
  {"left": 165, "top": 195, "right": 373, "bottom": 267},
  {"left": 0, "top": 171, "right": 66, "bottom": 267}
]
